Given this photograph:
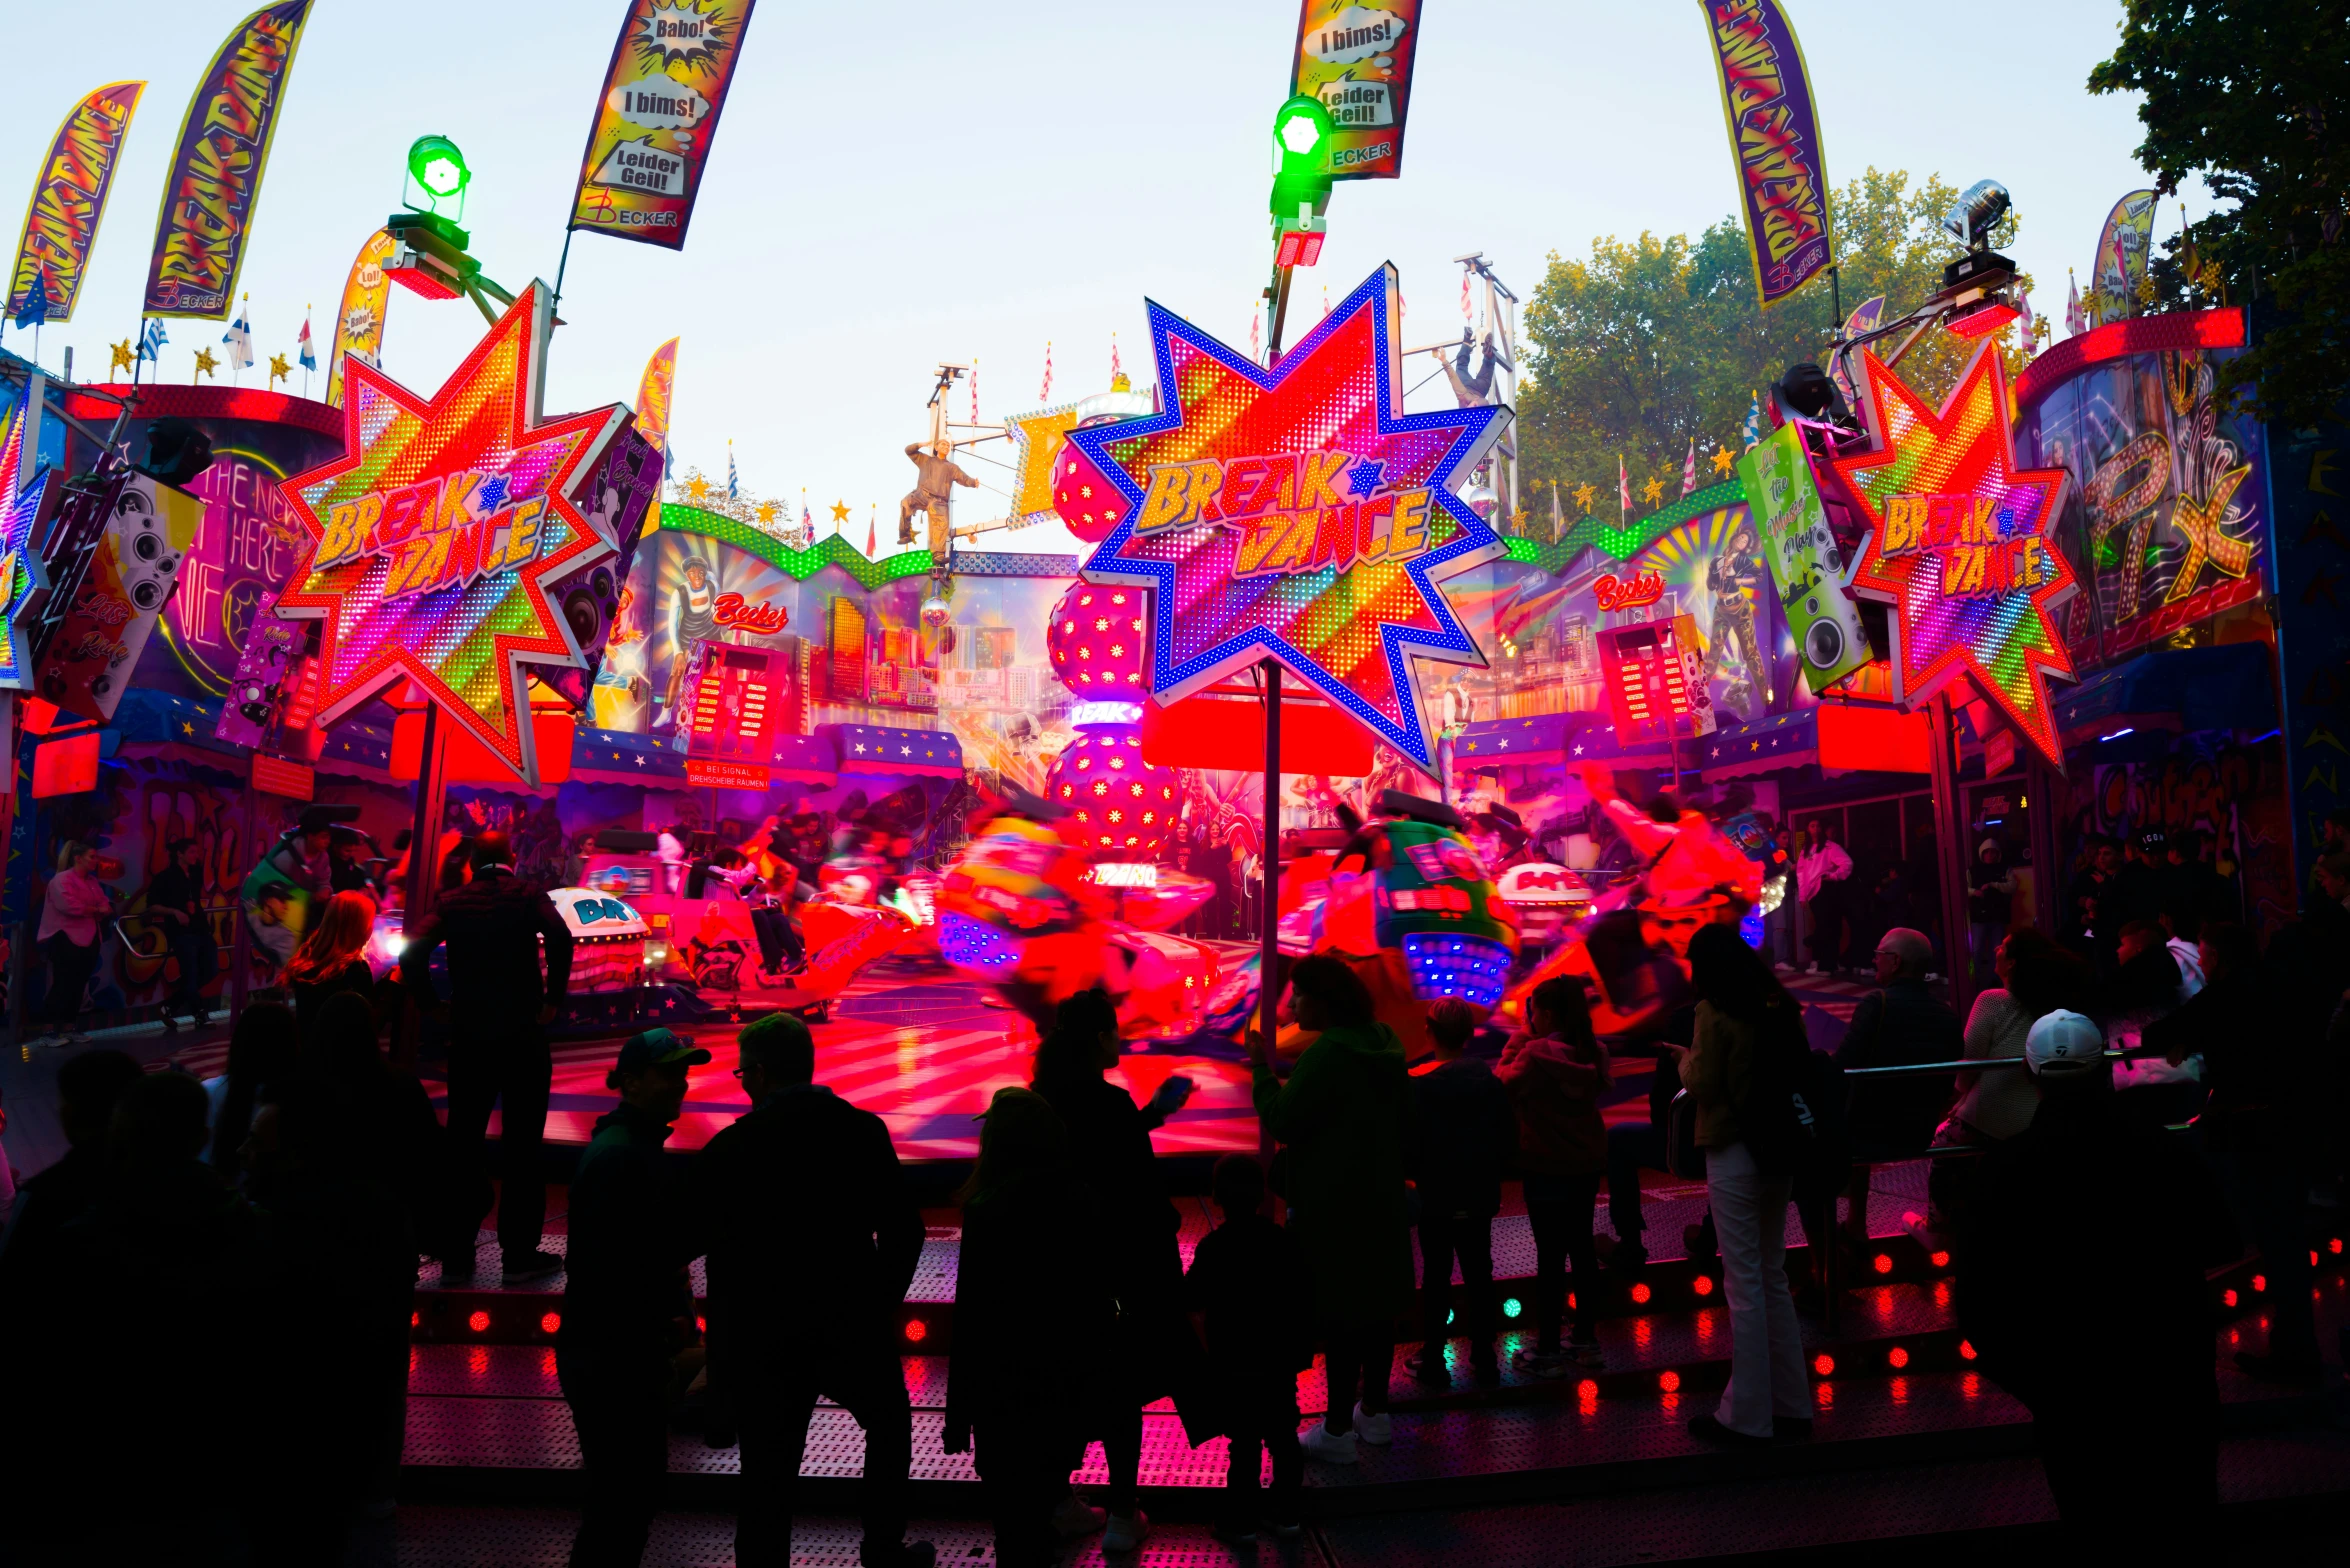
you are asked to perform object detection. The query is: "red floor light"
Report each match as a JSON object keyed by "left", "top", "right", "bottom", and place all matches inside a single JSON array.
[
  {"left": 1577, "top": 1379, "right": 1600, "bottom": 1400},
  {"left": 1691, "top": 1275, "right": 1714, "bottom": 1296},
  {"left": 2222, "top": 1289, "right": 2239, "bottom": 1307},
  {"left": 468, "top": 1310, "right": 491, "bottom": 1334},
  {"left": 1929, "top": 1251, "right": 1950, "bottom": 1269},
  {"left": 2251, "top": 1275, "right": 2267, "bottom": 1293},
  {"left": 410, "top": 1312, "right": 420, "bottom": 1328},
  {"left": 1629, "top": 1282, "right": 1651, "bottom": 1303},
  {"left": 2331, "top": 1238, "right": 2344, "bottom": 1255},
  {"left": 1872, "top": 1254, "right": 1894, "bottom": 1275},
  {"left": 904, "top": 1319, "right": 929, "bottom": 1343},
  {"left": 1957, "top": 1339, "right": 1977, "bottom": 1361},
  {"left": 1887, "top": 1346, "right": 1909, "bottom": 1369},
  {"left": 1658, "top": 1370, "right": 1680, "bottom": 1392},
  {"left": 696, "top": 1316, "right": 709, "bottom": 1333},
  {"left": 1812, "top": 1354, "right": 1835, "bottom": 1376},
  {"left": 540, "top": 1312, "right": 561, "bottom": 1336}
]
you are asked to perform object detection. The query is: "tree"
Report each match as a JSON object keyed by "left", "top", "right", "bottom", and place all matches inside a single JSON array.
[
  {"left": 1516, "top": 170, "right": 2026, "bottom": 522},
  {"left": 2089, "top": 0, "right": 2349, "bottom": 427}
]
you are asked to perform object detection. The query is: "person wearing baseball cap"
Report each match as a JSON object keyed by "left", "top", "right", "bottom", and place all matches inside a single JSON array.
[
  {"left": 558, "top": 1028, "right": 710, "bottom": 1563},
  {"left": 1958, "top": 1006, "right": 2230, "bottom": 1545}
]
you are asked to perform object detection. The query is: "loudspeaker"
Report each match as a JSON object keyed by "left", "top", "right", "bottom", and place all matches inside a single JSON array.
[
  {"left": 113, "top": 477, "right": 184, "bottom": 616},
  {"left": 137, "top": 418, "right": 214, "bottom": 490}
]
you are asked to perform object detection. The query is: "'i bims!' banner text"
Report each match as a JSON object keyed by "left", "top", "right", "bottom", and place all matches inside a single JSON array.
[
  {"left": 141, "top": 1, "right": 312, "bottom": 319},
  {"left": 1697, "top": 0, "right": 1834, "bottom": 309},
  {"left": 8, "top": 81, "right": 145, "bottom": 325},
  {"left": 1290, "top": 1, "right": 1425, "bottom": 181},
  {"left": 569, "top": 0, "right": 759, "bottom": 250}
]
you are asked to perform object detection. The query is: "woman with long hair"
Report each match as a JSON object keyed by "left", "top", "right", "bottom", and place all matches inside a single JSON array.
[
  {"left": 280, "top": 889, "right": 380, "bottom": 1041},
  {"left": 943, "top": 1087, "right": 1107, "bottom": 1568},
  {"left": 1249, "top": 954, "right": 1412, "bottom": 1465},
  {"left": 1678, "top": 923, "right": 1813, "bottom": 1447},
  {"left": 37, "top": 841, "right": 114, "bottom": 1046}
]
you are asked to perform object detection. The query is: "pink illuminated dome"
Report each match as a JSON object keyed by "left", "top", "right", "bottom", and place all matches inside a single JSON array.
[
  {"left": 1046, "top": 583, "right": 1147, "bottom": 697},
  {"left": 1045, "top": 726, "right": 1179, "bottom": 857}
]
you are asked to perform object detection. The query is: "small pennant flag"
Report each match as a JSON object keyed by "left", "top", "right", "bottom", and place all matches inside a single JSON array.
[
  {"left": 1038, "top": 340, "right": 1052, "bottom": 401},
  {"left": 726, "top": 441, "right": 738, "bottom": 501},
  {"left": 1110, "top": 332, "right": 1122, "bottom": 383},
  {"left": 138, "top": 319, "right": 168, "bottom": 361},
  {"left": 1681, "top": 438, "right": 1698, "bottom": 496},
  {"left": 1742, "top": 390, "right": 1763, "bottom": 451},
  {"left": 865, "top": 506, "right": 876, "bottom": 558},
  {"left": 12, "top": 271, "right": 49, "bottom": 331},
  {"left": 297, "top": 308, "right": 316, "bottom": 371},
  {"left": 1617, "top": 454, "right": 1631, "bottom": 518},
  {"left": 969, "top": 358, "right": 979, "bottom": 425},
  {"left": 2066, "top": 269, "right": 2087, "bottom": 337},
  {"left": 223, "top": 296, "right": 255, "bottom": 370}
]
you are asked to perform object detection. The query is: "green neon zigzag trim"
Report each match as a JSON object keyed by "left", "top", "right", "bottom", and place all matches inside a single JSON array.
[
  {"left": 656, "top": 505, "right": 936, "bottom": 588},
  {"left": 1511, "top": 478, "right": 1752, "bottom": 567}
]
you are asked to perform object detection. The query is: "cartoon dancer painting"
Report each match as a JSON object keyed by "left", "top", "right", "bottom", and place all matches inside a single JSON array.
[
  {"left": 1701, "top": 522, "right": 1772, "bottom": 721},
  {"left": 661, "top": 553, "right": 720, "bottom": 715}
]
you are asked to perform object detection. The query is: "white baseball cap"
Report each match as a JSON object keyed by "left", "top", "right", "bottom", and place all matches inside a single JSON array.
[{"left": 2024, "top": 1010, "right": 2104, "bottom": 1076}]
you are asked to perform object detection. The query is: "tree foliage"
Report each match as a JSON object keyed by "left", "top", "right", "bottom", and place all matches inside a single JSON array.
[
  {"left": 2089, "top": 0, "right": 2349, "bottom": 427},
  {"left": 1515, "top": 170, "right": 2026, "bottom": 524}
]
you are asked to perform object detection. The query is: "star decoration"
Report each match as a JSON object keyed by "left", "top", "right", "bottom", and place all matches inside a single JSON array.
[
  {"left": 1004, "top": 403, "right": 1088, "bottom": 530},
  {"left": 1641, "top": 476, "right": 1665, "bottom": 506},
  {"left": 110, "top": 340, "right": 136, "bottom": 378},
  {"left": 1066, "top": 265, "right": 1508, "bottom": 770},
  {"left": 192, "top": 347, "right": 219, "bottom": 381},
  {"left": 1710, "top": 447, "right": 1736, "bottom": 477},
  {"left": 0, "top": 406, "right": 58, "bottom": 690},
  {"left": 830, "top": 499, "right": 852, "bottom": 524},
  {"left": 1573, "top": 483, "right": 1596, "bottom": 514},
  {"left": 268, "top": 353, "right": 291, "bottom": 387},
  {"left": 686, "top": 474, "right": 710, "bottom": 502},
  {"left": 273, "top": 285, "right": 620, "bottom": 786},
  {"left": 1836, "top": 343, "right": 2078, "bottom": 767},
  {"left": 182, "top": 721, "right": 195, "bottom": 736},
  {"left": 1348, "top": 459, "right": 1387, "bottom": 497},
  {"left": 756, "top": 500, "right": 778, "bottom": 525}
]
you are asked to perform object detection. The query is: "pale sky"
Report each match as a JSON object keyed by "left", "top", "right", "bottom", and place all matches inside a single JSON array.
[{"left": 3, "top": 1, "right": 2193, "bottom": 559}]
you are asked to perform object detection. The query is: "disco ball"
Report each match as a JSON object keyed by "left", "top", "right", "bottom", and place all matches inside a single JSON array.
[
  {"left": 919, "top": 595, "right": 953, "bottom": 629},
  {"left": 1045, "top": 725, "right": 1178, "bottom": 857},
  {"left": 1046, "top": 582, "right": 1146, "bottom": 698}
]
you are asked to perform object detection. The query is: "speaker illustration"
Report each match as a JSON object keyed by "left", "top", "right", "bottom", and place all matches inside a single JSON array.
[{"left": 539, "top": 421, "right": 663, "bottom": 709}]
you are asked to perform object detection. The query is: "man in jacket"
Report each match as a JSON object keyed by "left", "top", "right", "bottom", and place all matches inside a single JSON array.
[
  {"left": 1833, "top": 928, "right": 1962, "bottom": 1242},
  {"left": 400, "top": 831, "right": 575, "bottom": 1278},
  {"left": 1406, "top": 998, "right": 1516, "bottom": 1385},
  {"left": 1959, "top": 1010, "right": 2230, "bottom": 1547},
  {"left": 146, "top": 836, "right": 217, "bottom": 1029},
  {"left": 696, "top": 1011, "right": 933, "bottom": 1568},
  {"left": 559, "top": 1028, "right": 709, "bottom": 1568}
]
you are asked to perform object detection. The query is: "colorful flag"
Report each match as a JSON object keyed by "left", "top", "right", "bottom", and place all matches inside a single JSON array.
[
  {"left": 2015, "top": 288, "right": 2035, "bottom": 353},
  {"left": 1038, "top": 340, "right": 1053, "bottom": 401},
  {"left": 2087, "top": 190, "right": 2158, "bottom": 328},
  {"left": 325, "top": 229, "right": 393, "bottom": 406},
  {"left": 1110, "top": 332, "right": 1122, "bottom": 384},
  {"left": 633, "top": 338, "right": 677, "bottom": 455},
  {"left": 1697, "top": 0, "right": 1835, "bottom": 309},
  {"left": 141, "top": 2, "right": 314, "bottom": 319},
  {"left": 11, "top": 273, "right": 47, "bottom": 331},
  {"left": 6, "top": 81, "right": 145, "bottom": 327},
  {"left": 1289, "top": 0, "right": 1428, "bottom": 182},
  {"left": 296, "top": 309, "right": 315, "bottom": 370},
  {"left": 1742, "top": 390, "right": 1763, "bottom": 451},
  {"left": 568, "top": 0, "right": 759, "bottom": 251},
  {"left": 1548, "top": 479, "right": 1565, "bottom": 542},
  {"left": 137, "top": 319, "right": 168, "bottom": 361},
  {"left": 865, "top": 510, "right": 876, "bottom": 558},
  {"left": 1618, "top": 453, "right": 1631, "bottom": 517},
  {"left": 2066, "top": 269, "right": 2087, "bottom": 337},
  {"left": 727, "top": 442, "right": 739, "bottom": 501},
  {"left": 969, "top": 358, "right": 979, "bottom": 425},
  {"left": 1249, "top": 307, "right": 1262, "bottom": 365},
  {"left": 1681, "top": 438, "right": 1698, "bottom": 496},
  {"left": 223, "top": 296, "right": 254, "bottom": 369},
  {"left": 1829, "top": 294, "right": 1885, "bottom": 412}
]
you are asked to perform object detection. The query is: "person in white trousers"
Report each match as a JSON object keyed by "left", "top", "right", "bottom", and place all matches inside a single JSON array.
[{"left": 1674, "top": 923, "right": 1814, "bottom": 1447}]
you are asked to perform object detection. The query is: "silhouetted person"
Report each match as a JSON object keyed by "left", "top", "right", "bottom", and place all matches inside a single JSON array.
[
  {"left": 943, "top": 1088, "right": 1108, "bottom": 1568},
  {"left": 1183, "top": 1154, "right": 1309, "bottom": 1544},
  {"left": 1959, "top": 1011, "right": 2230, "bottom": 1548},
  {"left": 0, "top": 1048, "right": 142, "bottom": 1269},
  {"left": 559, "top": 1029, "right": 709, "bottom": 1567},
  {"left": 401, "top": 830, "right": 575, "bottom": 1279},
  {"left": 1833, "top": 927, "right": 1961, "bottom": 1244},
  {"left": 1249, "top": 955, "right": 1411, "bottom": 1464},
  {"left": 1029, "top": 986, "right": 1194, "bottom": 1549},
  {"left": 1406, "top": 997, "right": 1514, "bottom": 1385},
  {"left": 243, "top": 1073, "right": 417, "bottom": 1565},
  {"left": 1500, "top": 977, "right": 1611, "bottom": 1374},
  {"left": 149, "top": 836, "right": 217, "bottom": 1030},
  {"left": 2145, "top": 922, "right": 2322, "bottom": 1381},
  {"left": 696, "top": 1012, "right": 933, "bottom": 1568},
  {"left": 282, "top": 888, "right": 380, "bottom": 1045},
  {"left": 204, "top": 1000, "right": 299, "bottom": 1174}
]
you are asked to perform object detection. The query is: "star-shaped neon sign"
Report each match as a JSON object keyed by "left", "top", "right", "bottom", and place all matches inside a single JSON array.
[
  {"left": 1835, "top": 343, "right": 2078, "bottom": 766},
  {"left": 0, "top": 405, "right": 57, "bottom": 690},
  {"left": 1064, "top": 265, "right": 1508, "bottom": 770},
  {"left": 274, "top": 284, "right": 624, "bottom": 785}
]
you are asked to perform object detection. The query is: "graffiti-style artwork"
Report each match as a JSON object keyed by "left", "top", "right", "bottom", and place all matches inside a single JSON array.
[
  {"left": 2018, "top": 332, "right": 2272, "bottom": 666},
  {"left": 630, "top": 531, "right": 803, "bottom": 729}
]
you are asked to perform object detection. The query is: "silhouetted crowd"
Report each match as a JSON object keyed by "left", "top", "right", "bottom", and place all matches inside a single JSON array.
[{"left": 1, "top": 827, "right": 2340, "bottom": 1565}]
